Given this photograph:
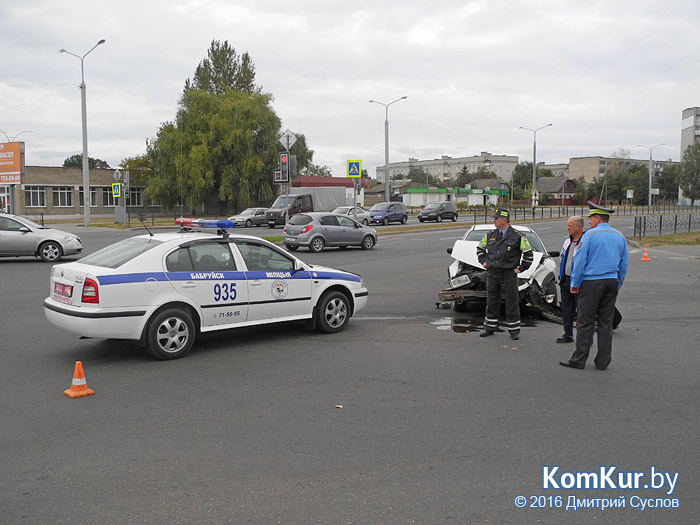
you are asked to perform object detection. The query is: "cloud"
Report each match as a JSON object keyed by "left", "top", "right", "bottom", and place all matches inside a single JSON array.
[{"left": 2, "top": 0, "right": 699, "bottom": 177}]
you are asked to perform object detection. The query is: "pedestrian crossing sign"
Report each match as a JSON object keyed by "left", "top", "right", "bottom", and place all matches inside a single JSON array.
[
  {"left": 347, "top": 160, "right": 361, "bottom": 178},
  {"left": 111, "top": 182, "right": 121, "bottom": 198}
]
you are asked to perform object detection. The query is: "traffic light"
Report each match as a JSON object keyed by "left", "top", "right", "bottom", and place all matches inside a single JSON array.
[
  {"left": 279, "top": 153, "right": 289, "bottom": 182},
  {"left": 124, "top": 184, "right": 129, "bottom": 199}
]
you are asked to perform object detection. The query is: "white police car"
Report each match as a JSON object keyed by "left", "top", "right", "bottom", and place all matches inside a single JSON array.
[{"left": 44, "top": 219, "right": 369, "bottom": 360}]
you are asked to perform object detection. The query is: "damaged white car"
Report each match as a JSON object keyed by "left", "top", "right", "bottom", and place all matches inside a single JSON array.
[{"left": 438, "top": 224, "right": 561, "bottom": 320}]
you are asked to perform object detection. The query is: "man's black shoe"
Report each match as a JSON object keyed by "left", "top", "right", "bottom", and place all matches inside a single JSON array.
[
  {"left": 556, "top": 336, "right": 574, "bottom": 343},
  {"left": 510, "top": 333, "right": 520, "bottom": 340},
  {"left": 479, "top": 329, "right": 494, "bottom": 337},
  {"left": 559, "top": 360, "right": 584, "bottom": 369}
]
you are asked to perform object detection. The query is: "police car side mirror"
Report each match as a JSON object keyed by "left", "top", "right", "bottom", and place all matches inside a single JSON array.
[
  {"left": 548, "top": 251, "right": 560, "bottom": 257},
  {"left": 293, "top": 260, "right": 303, "bottom": 272},
  {"left": 446, "top": 248, "right": 453, "bottom": 255}
]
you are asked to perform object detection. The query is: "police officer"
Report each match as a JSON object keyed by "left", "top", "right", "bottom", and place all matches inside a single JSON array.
[
  {"left": 560, "top": 202, "right": 628, "bottom": 370},
  {"left": 477, "top": 208, "right": 534, "bottom": 340}
]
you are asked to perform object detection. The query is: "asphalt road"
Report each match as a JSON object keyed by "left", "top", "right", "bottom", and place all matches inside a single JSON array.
[{"left": 1, "top": 220, "right": 698, "bottom": 524}]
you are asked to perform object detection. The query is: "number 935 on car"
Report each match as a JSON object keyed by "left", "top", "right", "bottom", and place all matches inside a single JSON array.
[{"left": 43, "top": 220, "right": 368, "bottom": 360}]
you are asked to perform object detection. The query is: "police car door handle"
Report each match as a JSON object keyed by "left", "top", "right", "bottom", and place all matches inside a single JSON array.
[
  {"left": 249, "top": 280, "right": 263, "bottom": 286},
  {"left": 182, "top": 282, "right": 197, "bottom": 289}
]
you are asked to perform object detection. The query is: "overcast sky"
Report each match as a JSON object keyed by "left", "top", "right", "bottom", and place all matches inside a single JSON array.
[{"left": 3, "top": 0, "right": 700, "bottom": 178}]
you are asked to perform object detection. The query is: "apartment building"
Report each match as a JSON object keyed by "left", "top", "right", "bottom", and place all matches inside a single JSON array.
[
  {"left": 569, "top": 156, "right": 676, "bottom": 183},
  {"left": 376, "top": 152, "right": 518, "bottom": 184}
]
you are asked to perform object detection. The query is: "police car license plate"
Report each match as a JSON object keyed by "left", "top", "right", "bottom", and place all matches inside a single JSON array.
[{"left": 54, "top": 282, "right": 73, "bottom": 297}]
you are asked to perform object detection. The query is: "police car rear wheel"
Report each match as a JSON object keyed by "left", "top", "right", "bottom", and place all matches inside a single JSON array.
[
  {"left": 316, "top": 291, "right": 349, "bottom": 333},
  {"left": 146, "top": 308, "right": 195, "bottom": 360}
]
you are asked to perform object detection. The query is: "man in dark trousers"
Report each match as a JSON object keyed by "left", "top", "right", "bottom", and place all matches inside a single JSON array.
[
  {"left": 477, "top": 208, "right": 534, "bottom": 340},
  {"left": 560, "top": 202, "right": 628, "bottom": 370},
  {"left": 556, "top": 216, "right": 584, "bottom": 343}
]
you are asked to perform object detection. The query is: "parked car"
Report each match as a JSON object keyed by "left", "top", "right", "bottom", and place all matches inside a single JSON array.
[
  {"left": 369, "top": 201, "right": 408, "bottom": 225},
  {"left": 228, "top": 207, "right": 268, "bottom": 227},
  {"left": 418, "top": 201, "right": 458, "bottom": 222},
  {"left": 43, "top": 218, "right": 369, "bottom": 360},
  {"left": 0, "top": 213, "right": 82, "bottom": 262},
  {"left": 283, "top": 212, "right": 377, "bottom": 252},
  {"left": 331, "top": 206, "right": 371, "bottom": 225}
]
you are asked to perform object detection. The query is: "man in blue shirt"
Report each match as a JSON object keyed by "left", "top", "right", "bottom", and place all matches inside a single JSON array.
[{"left": 560, "top": 202, "right": 628, "bottom": 370}]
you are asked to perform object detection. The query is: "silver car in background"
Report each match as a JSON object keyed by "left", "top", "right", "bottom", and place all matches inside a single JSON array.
[
  {"left": 0, "top": 214, "right": 82, "bottom": 262},
  {"left": 227, "top": 207, "right": 268, "bottom": 227},
  {"left": 283, "top": 212, "right": 378, "bottom": 252},
  {"left": 331, "top": 206, "right": 371, "bottom": 225}
]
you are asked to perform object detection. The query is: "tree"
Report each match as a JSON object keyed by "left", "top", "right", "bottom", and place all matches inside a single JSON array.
[
  {"left": 304, "top": 164, "right": 333, "bottom": 177},
  {"left": 511, "top": 162, "right": 533, "bottom": 192},
  {"left": 288, "top": 133, "right": 313, "bottom": 174},
  {"left": 627, "top": 164, "right": 650, "bottom": 205},
  {"left": 455, "top": 165, "right": 472, "bottom": 187},
  {"left": 679, "top": 142, "right": 700, "bottom": 205},
  {"left": 573, "top": 177, "right": 588, "bottom": 204},
  {"left": 145, "top": 89, "right": 282, "bottom": 211},
  {"left": 63, "top": 154, "right": 110, "bottom": 169},
  {"left": 407, "top": 165, "right": 442, "bottom": 187},
  {"left": 657, "top": 163, "right": 680, "bottom": 202},
  {"left": 184, "top": 40, "right": 260, "bottom": 95}
]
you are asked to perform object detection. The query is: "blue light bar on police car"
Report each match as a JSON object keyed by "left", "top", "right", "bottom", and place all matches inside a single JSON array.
[{"left": 175, "top": 218, "right": 236, "bottom": 229}]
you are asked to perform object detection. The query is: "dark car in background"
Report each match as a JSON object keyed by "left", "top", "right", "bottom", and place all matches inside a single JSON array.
[
  {"left": 369, "top": 201, "right": 408, "bottom": 225},
  {"left": 418, "top": 201, "right": 458, "bottom": 222},
  {"left": 283, "top": 212, "right": 377, "bottom": 252}
]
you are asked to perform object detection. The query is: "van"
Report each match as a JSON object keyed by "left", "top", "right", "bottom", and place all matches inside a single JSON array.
[
  {"left": 265, "top": 194, "right": 313, "bottom": 228},
  {"left": 369, "top": 201, "right": 408, "bottom": 225}
]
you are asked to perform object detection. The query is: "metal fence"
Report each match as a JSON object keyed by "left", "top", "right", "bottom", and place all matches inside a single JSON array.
[{"left": 633, "top": 214, "right": 700, "bottom": 239}]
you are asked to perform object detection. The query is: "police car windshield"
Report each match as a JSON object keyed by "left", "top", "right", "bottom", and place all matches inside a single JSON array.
[{"left": 79, "top": 237, "right": 163, "bottom": 268}]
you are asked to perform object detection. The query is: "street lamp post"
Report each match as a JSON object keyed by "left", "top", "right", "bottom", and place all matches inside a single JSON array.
[
  {"left": 638, "top": 143, "right": 664, "bottom": 208},
  {"left": 59, "top": 39, "right": 105, "bottom": 226},
  {"left": 519, "top": 124, "right": 552, "bottom": 210},
  {"left": 369, "top": 96, "right": 407, "bottom": 203}
]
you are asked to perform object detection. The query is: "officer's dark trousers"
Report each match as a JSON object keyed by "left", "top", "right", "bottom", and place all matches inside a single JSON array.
[
  {"left": 559, "top": 275, "right": 578, "bottom": 339},
  {"left": 569, "top": 278, "right": 619, "bottom": 369},
  {"left": 483, "top": 268, "right": 520, "bottom": 335}
]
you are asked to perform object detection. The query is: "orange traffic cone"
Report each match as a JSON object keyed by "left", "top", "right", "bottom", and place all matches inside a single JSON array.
[
  {"left": 640, "top": 245, "right": 650, "bottom": 261},
  {"left": 64, "top": 361, "right": 95, "bottom": 398}
]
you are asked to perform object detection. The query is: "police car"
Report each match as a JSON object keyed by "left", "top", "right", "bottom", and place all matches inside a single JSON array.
[{"left": 43, "top": 219, "right": 369, "bottom": 360}]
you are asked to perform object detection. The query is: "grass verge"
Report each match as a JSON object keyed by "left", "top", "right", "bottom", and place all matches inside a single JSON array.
[{"left": 635, "top": 232, "right": 700, "bottom": 247}]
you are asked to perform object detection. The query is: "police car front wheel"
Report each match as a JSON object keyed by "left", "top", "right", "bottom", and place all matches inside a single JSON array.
[
  {"left": 316, "top": 291, "right": 350, "bottom": 334},
  {"left": 146, "top": 308, "right": 196, "bottom": 360}
]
